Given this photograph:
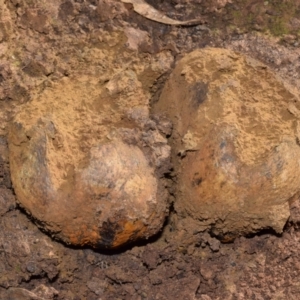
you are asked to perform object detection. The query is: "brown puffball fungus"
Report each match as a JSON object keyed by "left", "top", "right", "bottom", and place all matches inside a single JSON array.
[
  {"left": 154, "top": 48, "right": 300, "bottom": 239},
  {"left": 8, "top": 76, "right": 171, "bottom": 249}
]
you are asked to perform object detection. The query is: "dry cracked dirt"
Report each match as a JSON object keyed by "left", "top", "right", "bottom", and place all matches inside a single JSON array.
[{"left": 2, "top": 0, "right": 300, "bottom": 299}]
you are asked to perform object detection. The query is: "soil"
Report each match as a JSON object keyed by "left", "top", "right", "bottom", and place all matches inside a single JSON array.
[{"left": 2, "top": 0, "right": 300, "bottom": 299}]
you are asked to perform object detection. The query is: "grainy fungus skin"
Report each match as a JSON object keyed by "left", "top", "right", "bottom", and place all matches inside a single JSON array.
[
  {"left": 154, "top": 48, "right": 300, "bottom": 239},
  {"left": 8, "top": 76, "right": 171, "bottom": 249}
]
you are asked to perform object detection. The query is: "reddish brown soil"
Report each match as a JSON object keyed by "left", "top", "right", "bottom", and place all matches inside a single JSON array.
[{"left": 2, "top": 0, "right": 300, "bottom": 299}]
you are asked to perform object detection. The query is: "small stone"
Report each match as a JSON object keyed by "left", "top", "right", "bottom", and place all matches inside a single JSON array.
[
  {"left": 26, "top": 262, "right": 36, "bottom": 273},
  {"left": 208, "top": 238, "right": 220, "bottom": 252}
]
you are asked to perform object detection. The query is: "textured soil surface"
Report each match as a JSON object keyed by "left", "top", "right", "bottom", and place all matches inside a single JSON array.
[{"left": 2, "top": 0, "right": 300, "bottom": 299}]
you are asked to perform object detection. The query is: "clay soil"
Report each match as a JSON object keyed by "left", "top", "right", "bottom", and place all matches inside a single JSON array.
[{"left": 2, "top": 0, "right": 300, "bottom": 299}]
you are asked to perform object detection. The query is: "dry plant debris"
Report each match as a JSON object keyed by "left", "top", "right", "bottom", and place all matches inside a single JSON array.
[{"left": 121, "top": 0, "right": 203, "bottom": 25}]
